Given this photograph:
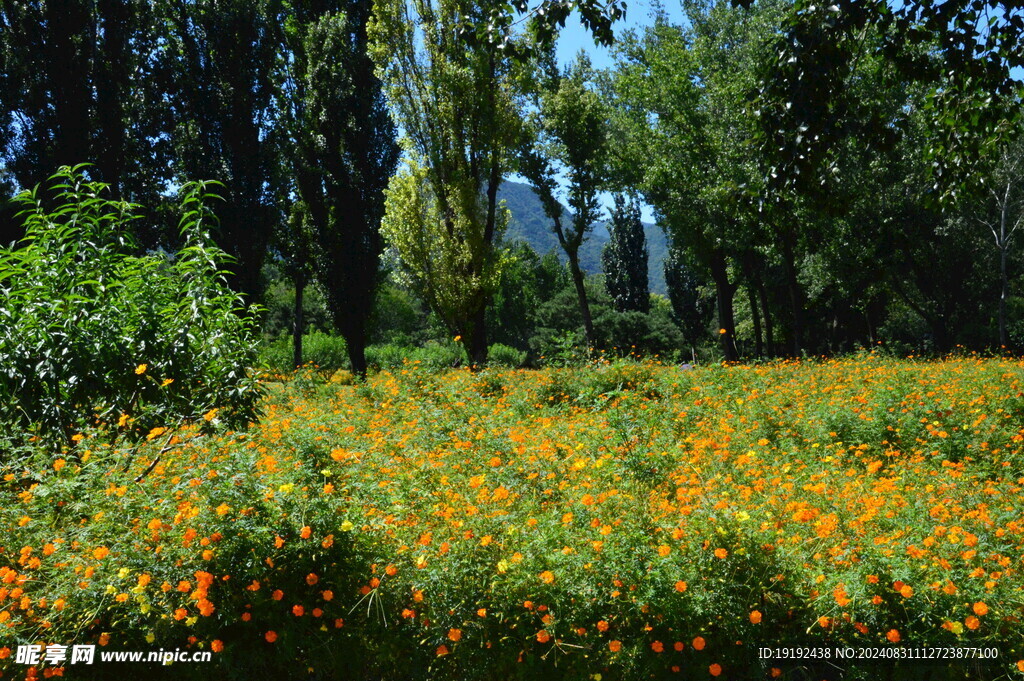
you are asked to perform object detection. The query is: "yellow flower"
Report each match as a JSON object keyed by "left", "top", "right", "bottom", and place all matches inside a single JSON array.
[
  {"left": 161, "top": 378, "right": 174, "bottom": 387},
  {"left": 135, "top": 363, "right": 147, "bottom": 375}
]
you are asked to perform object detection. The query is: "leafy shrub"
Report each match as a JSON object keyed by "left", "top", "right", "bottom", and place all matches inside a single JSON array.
[
  {"left": 259, "top": 332, "right": 350, "bottom": 375},
  {"left": 487, "top": 343, "right": 526, "bottom": 368},
  {"left": 366, "top": 340, "right": 467, "bottom": 371},
  {"left": 0, "top": 167, "right": 263, "bottom": 445}
]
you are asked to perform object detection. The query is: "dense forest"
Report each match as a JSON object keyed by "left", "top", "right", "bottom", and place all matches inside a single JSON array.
[{"left": 1, "top": 0, "right": 1022, "bottom": 370}]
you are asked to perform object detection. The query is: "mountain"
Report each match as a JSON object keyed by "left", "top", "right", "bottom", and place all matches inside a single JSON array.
[{"left": 497, "top": 180, "right": 669, "bottom": 295}]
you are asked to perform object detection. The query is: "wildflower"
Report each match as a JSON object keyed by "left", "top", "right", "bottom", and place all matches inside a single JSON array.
[
  {"left": 536, "top": 630, "right": 551, "bottom": 643},
  {"left": 265, "top": 631, "right": 277, "bottom": 643},
  {"left": 713, "top": 548, "right": 728, "bottom": 559},
  {"left": 135, "top": 364, "right": 147, "bottom": 375},
  {"left": 608, "top": 640, "right": 621, "bottom": 652},
  {"left": 447, "top": 629, "right": 461, "bottom": 642},
  {"left": 749, "top": 610, "right": 762, "bottom": 624},
  {"left": 886, "top": 629, "right": 901, "bottom": 642},
  {"left": 710, "top": 664, "right": 723, "bottom": 677},
  {"left": 692, "top": 636, "right": 706, "bottom": 650},
  {"left": 972, "top": 602, "right": 988, "bottom": 616}
]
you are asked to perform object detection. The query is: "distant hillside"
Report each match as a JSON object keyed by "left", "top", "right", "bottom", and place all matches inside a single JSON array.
[{"left": 497, "top": 181, "right": 669, "bottom": 295}]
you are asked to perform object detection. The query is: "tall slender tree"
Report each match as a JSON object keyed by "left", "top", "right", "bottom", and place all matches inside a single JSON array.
[
  {"left": 281, "top": 0, "right": 399, "bottom": 376},
  {"left": 603, "top": 193, "right": 649, "bottom": 313},
  {"left": 160, "top": 0, "right": 284, "bottom": 301},
  {"left": 0, "top": 0, "right": 166, "bottom": 243},
  {"left": 521, "top": 54, "right": 609, "bottom": 348},
  {"left": 369, "top": 0, "right": 527, "bottom": 366}
]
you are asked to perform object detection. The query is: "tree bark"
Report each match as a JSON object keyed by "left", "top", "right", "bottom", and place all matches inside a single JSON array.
[
  {"left": 566, "top": 249, "right": 595, "bottom": 349},
  {"left": 780, "top": 232, "right": 803, "bottom": 356},
  {"left": 709, "top": 250, "right": 738, "bottom": 361},
  {"left": 748, "top": 283, "right": 763, "bottom": 358},
  {"left": 757, "top": 279, "right": 774, "bottom": 357},
  {"left": 346, "top": 326, "right": 369, "bottom": 378},
  {"left": 293, "top": 267, "right": 305, "bottom": 368},
  {"left": 467, "top": 305, "right": 488, "bottom": 369}
]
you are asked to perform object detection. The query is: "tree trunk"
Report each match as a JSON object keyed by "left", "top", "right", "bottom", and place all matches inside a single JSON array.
[
  {"left": 758, "top": 279, "right": 774, "bottom": 357},
  {"left": 1000, "top": 244, "right": 1008, "bottom": 349},
  {"left": 566, "top": 249, "right": 595, "bottom": 349},
  {"left": 467, "top": 305, "right": 489, "bottom": 369},
  {"left": 293, "top": 268, "right": 305, "bottom": 368},
  {"left": 709, "top": 250, "right": 738, "bottom": 361},
  {"left": 780, "top": 232, "right": 803, "bottom": 356},
  {"left": 999, "top": 194, "right": 1009, "bottom": 349},
  {"left": 346, "top": 326, "right": 369, "bottom": 379},
  {"left": 748, "top": 284, "right": 763, "bottom": 358}
]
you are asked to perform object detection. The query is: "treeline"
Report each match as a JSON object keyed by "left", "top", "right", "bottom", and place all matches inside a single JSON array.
[{"left": 1, "top": 0, "right": 1022, "bottom": 371}]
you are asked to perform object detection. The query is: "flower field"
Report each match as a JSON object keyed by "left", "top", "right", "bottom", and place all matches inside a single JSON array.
[{"left": 2, "top": 355, "right": 1024, "bottom": 680}]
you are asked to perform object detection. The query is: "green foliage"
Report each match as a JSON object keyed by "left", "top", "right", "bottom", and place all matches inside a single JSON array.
[
  {"left": 487, "top": 343, "right": 527, "bottom": 368},
  {"left": 260, "top": 262, "right": 333, "bottom": 338},
  {"left": 603, "top": 194, "right": 649, "bottom": 313},
  {"left": 365, "top": 341, "right": 469, "bottom": 372},
  {"left": 280, "top": 3, "right": 400, "bottom": 375},
  {"left": 259, "top": 332, "right": 350, "bottom": 375},
  {"left": 369, "top": 0, "right": 530, "bottom": 364},
  {"left": 0, "top": 168, "right": 263, "bottom": 445}
]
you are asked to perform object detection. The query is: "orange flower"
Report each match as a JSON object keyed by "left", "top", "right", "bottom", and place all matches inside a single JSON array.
[
  {"left": 447, "top": 628, "right": 462, "bottom": 642},
  {"left": 436, "top": 645, "right": 449, "bottom": 656},
  {"left": 292, "top": 605, "right": 304, "bottom": 616},
  {"left": 710, "top": 663, "right": 723, "bottom": 677},
  {"left": 899, "top": 585, "right": 913, "bottom": 598},
  {"left": 477, "top": 608, "right": 487, "bottom": 617},
  {"left": 608, "top": 640, "right": 621, "bottom": 652},
  {"left": 210, "top": 640, "right": 224, "bottom": 653},
  {"left": 651, "top": 641, "right": 664, "bottom": 653},
  {"left": 322, "top": 590, "right": 334, "bottom": 601},
  {"left": 965, "top": 616, "right": 980, "bottom": 630},
  {"left": 713, "top": 548, "right": 728, "bottom": 559},
  {"left": 657, "top": 545, "right": 671, "bottom": 557},
  {"left": 693, "top": 636, "right": 706, "bottom": 651},
  {"left": 749, "top": 610, "right": 762, "bottom": 624},
  {"left": 92, "top": 546, "right": 109, "bottom": 559},
  {"left": 299, "top": 526, "right": 312, "bottom": 539},
  {"left": 886, "top": 629, "right": 900, "bottom": 643},
  {"left": 174, "top": 608, "right": 187, "bottom": 621},
  {"left": 597, "top": 620, "right": 609, "bottom": 632},
  {"left": 539, "top": 570, "right": 555, "bottom": 584},
  {"left": 265, "top": 631, "right": 277, "bottom": 643},
  {"left": 675, "top": 581, "right": 688, "bottom": 592},
  {"left": 306, "top": 573, "right": 319, "bottom": 586},
  {"left": 972, "top": 601, "right": 988, "bottom": 616},
  {"left": 536, "top": 630, "right": 551, "bottom": 643}
]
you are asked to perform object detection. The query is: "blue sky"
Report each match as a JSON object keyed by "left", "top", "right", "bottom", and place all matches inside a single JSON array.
[{"left": 554, "top": 0, "right": 685, "bottom": 69}]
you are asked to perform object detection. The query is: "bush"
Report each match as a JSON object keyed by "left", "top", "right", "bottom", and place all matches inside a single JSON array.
[
  {"left": 259, "top": 332, "right": 349, "bottom": 375},
  {"left": 366, "top": 340, "right": 468, "bottom": 371},
  {"left": 487, "top": 343, "right": 527, "bottom": 368},
  {"left": 0, "top": 167, "right": 263, "bottom": 446}
]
